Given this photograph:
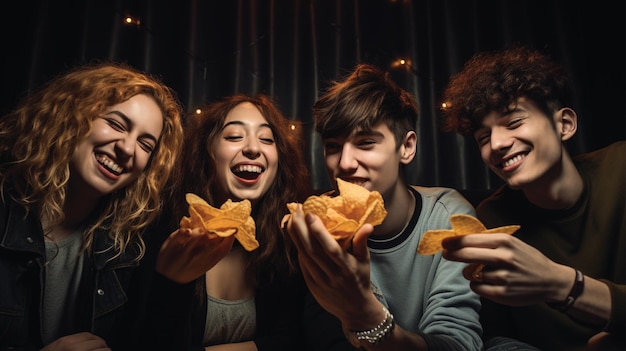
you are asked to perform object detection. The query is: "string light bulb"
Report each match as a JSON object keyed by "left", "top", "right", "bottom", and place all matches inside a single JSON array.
[
  {"left": 391, "top": 58, "right": 411, "bottom": 68},
  {"left": 123, "top": 16, "right": 141, "bottom": 27}
]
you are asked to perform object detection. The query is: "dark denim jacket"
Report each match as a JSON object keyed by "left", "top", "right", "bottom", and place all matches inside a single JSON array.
[{"left": 0, "top": 195, "right": 144, "bottom": 351}]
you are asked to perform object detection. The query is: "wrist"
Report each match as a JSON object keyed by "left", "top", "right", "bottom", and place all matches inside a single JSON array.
[
  {"left": 548, "top": 268, "right": 584, "bottom": 312},
  {"left": 343, "top": 306, "right": 395, "bottom": 347}
]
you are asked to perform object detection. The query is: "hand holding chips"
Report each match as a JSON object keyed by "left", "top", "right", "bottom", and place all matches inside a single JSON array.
[
  {"left": 285, "top": 178, "right": 387, "bottom": 250},
  {"left": 180, "top": 193, "right": 260, "bottom": 251},
  {"left": 417, "top": 214, "right": 520, "bottom": 255}
]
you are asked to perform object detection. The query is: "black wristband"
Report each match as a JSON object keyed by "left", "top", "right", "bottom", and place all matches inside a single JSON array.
[{"left": 548, "top": 269, "right": 584, "bottom": 312}]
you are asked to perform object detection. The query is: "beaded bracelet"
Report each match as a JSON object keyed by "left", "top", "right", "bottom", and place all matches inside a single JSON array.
[
  {"left": 548, "top": 269, "right": 584, "bottom": 312},
  {"left": 354, "top": 306, "right": 395, "bottom": 344}
]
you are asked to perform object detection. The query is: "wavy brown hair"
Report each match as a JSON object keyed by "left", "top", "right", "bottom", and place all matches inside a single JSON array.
[
  {"left": 168, "top": 94, "right": 310, "bottom": 288},
  {"left": 0, "top": 62, "right": 184, "bottom": 260}
]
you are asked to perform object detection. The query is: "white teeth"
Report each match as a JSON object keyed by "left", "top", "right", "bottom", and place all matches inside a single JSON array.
[
  {"left": 97, "top": 155, "right": 123, "bottom": 174},
  {"left": 233, "top": 165, "right": 262, "bottom": 173},
  {"left": 503, "top": 154, "right": 524, "bottom": 168}
]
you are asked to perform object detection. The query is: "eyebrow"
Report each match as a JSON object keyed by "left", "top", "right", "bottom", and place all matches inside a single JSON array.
[
  {"left": 105, "top": 110, "right": 159, "bottom": 143},
  {"left": 222, "top": 120, "right": 272, "bottom": 130},
  {"left": 353, "top": 129, "right": 384, "bottom": 138}
]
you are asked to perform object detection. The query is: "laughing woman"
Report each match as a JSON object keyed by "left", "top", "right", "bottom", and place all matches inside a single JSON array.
[
  {"left": 150, "top": 94, "right": 311, "bottom": 351},
  {"left": 0, "top": 62, "right": 184, "bottom": 351}
]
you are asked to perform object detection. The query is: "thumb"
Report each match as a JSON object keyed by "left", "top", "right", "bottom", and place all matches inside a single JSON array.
[{"left": 352, "top": 223, "right": 373, "bottom": 259}]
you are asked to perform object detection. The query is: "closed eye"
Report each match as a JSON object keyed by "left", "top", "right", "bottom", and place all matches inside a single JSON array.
[
  {"left": 138, "top": 138, "right": 156, "bottom": 153},
  {"left": 323, "top": 140, "right": 341, "bottom": 154},
  {"left": 356, "top": 139, "right": 377, "bottom": 149},
  {"left": 103, "top": 117, "right": 126, "bottom": 132},
  {"left": 224, "top": 135, "right": 243, "bottom": 141},
  {"left": 506, "top": 118, "right": 523, "bottom": 129},
  {"left": 474, "top": 131, "right": 490, "bottom": 146}
]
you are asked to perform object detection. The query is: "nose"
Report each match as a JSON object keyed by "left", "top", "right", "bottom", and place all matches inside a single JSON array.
[
  {"left": 338, "top": 143, "right": 358, "bottom": 172},
  {"left": 243, "top": 137, "right": 261, "bottom": 158},
  {"left": 489, "top": 127, "right": 513, "bottom": 152},
  {"left": 115, "top": 135, "right": 135, "bottom": 158}
]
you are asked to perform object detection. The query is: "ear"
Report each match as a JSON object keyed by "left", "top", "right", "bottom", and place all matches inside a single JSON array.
[
  {"left": 556, "top": 108, "right": 577, "bottom": 141},
  {"left": 400, "top": 131, "right": 417, "bottom": 165}
]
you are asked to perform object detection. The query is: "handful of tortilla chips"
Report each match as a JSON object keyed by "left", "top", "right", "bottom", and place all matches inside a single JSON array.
[
  {"left": 285, "top": 178, "right": 387, "bottom": 250},
  {"left": 417, "top": 214, "right": 520, "bottom": 255},
  {"left": 179, "top": 193, "right": 259, "bottom": 251}
]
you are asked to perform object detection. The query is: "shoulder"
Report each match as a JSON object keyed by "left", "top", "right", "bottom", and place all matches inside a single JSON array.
[
  {"left": 574, "top": 141, "right": 625, "bottom": 164},
  {"left": 574, "top": 141, "right": 625, "bottom": 181},
  {"left": 411, "top": 185, "right": 476, "bottom": 225},
  {"left": 411, "top": 185, "right": 467, "bottom": 201},
  {"left": 412, "top": 185, "right": 473, "bottom": 209}
]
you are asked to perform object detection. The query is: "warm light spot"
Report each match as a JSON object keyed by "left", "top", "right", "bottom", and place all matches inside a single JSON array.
[
  {"left": 391, "top": 58, "right": 412, "bottom": 69},
  {"left": 195, "top": 108, "right": 202, "bottom": 114},
  {"left": 441, "top": 102, "right": 450, "bottom": 109},
  {"left": 124, "top": 16, "right": 141, "bottom": 26},
  {"left": 290, "top": 124, "right": 296, "bottom": 130}
]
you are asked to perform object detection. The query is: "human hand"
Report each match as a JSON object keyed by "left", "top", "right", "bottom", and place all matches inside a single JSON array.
[
  {"left": 156, "top": 227, "right": 236, "bottom": 283},
  {"left": 587, "top": 331, "right": 625, "bottom": 351},
  {"left": 40, "top": 332, "right": 110, "bottom": 351},
  {"left": 285, "top": 204, "right": 382, "bottom": 327},
  {"left": 442, "top": 233, "right": 572, "bottom": 306}
]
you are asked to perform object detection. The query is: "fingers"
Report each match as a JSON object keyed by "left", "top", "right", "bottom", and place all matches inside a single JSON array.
[
  {"left": 464, "top": 263, "right": 512, "bottom": 287},
  {"left": 285, "top": 204, "right": 311, "bottom": 252},
  {"left": 469, "top": 263, "right": 485, "bottom": 283},
  {"left": 157, "top": 227, "right": 237, "bottom": 283},
  {"left": 463, "top": 263, "right": 486, "bottom": 282},
  {"left": 41, "top": 332, "right": 110, "bottom": 351},
  {"left": 297, "top": 244, "right": 329, "bottom": 288},
  {"left": 352, "top": 223, "right": 373, "bottom": 260},
  {"left": 448, "top": 232, "right": 517, "bottom": 247},
  {"left": 443, "top": 233, "right": 517, "bottom": 264},
  {"left": 287, "top": 204, "right": 337, "bottom": 256},
  {"left": 304, "top": 212, "right": 338, "bottom": 252}
]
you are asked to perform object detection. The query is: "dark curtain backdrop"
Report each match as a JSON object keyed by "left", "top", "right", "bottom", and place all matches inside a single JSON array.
[{"left": 2, "top": 0, "right": 624, "bottom": 197}]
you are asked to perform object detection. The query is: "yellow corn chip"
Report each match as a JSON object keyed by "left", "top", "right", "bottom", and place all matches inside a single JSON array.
[
  {"left": 180, "top": 193, "right": 259, "bottom": 251},
  {"left": 285, "top": 178, "right": 387, "bottom": 250},
  {"left": 417, "top": 214, "right": 520, "bottom": 255}
]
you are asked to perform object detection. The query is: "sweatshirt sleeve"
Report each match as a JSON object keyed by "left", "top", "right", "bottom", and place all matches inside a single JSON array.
[{"left": 602, "top": 279, "right": 626, "bottom": 335}]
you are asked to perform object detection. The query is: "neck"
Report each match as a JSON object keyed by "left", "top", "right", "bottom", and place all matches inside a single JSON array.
[
  {"left": 523, "top": 155, "right": 583, "bottom": 210},
  {"left": 43, "top": 187, "right": 100, "bottom": 242},
  {"left": 372, "top": 183, "right": 415, "bottom": 239},
  {"left": 41, "top": 213, "right": 85, "bottom": 242}
]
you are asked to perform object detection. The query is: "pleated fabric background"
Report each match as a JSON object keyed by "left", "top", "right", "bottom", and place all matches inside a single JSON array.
[{"left": 2, "top": 0, "right": 624, "bottom": 198}]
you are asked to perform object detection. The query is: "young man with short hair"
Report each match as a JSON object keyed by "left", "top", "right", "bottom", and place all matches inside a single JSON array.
[{"left": 287, "top": 64, "right": 483, "bottom": 351}]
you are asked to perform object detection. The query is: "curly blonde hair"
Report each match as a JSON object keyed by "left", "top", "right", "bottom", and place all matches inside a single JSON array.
[{"left": 0, "top": 62, "right": 184, "bottom": 260}]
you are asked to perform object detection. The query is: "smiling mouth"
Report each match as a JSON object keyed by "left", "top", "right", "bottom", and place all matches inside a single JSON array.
[
  {"left": 232, "top": 164, "right": 264, "bottom": 180},
  {"left": 96, "top": 155, "right": 123, "bottom": 175},
  {"left": 501, "top": 154, "right": 526, "bottom": 168}
]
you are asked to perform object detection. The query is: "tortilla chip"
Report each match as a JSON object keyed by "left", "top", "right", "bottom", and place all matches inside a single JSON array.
[
  {"left": 285, "top": 178, "right": 387, "bottom": 250},
  {"left": 180, "top": 193, "right": 259, "bottom": 251},
  {"left": 417, "top": 214, "right": 520, "bottom": 255}
]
